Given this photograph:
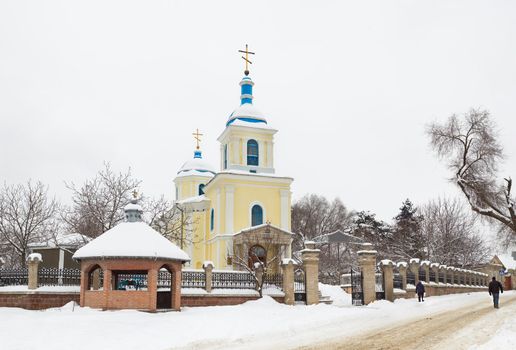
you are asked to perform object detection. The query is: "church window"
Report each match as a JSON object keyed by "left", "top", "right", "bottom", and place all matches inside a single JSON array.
[
  {"left": 210, "top": 208, "right": 214, "bottom": 231},
  {"left": 224, "top": 144, "right": 228, "bottom": 169},
  {"left": 251, "top": 204, "right": 263, "bottom": 226},
  {"left": 247, "top": 139, "right": 259, "bottom": 166},
  {"left": 198, "top": 184, "right": 205, "bottom": 195}
]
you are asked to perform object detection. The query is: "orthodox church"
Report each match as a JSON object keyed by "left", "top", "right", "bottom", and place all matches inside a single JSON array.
[{"left": 174, "top": 51, "right": 294, "bottom": 271}]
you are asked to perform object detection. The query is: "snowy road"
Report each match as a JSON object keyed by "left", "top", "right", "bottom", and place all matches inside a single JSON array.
[
  {"left": 302, "top": 293, "right": 516, "bottom": 350},
  {"left": 1, "top": 288, "right": 514, "bottom": 350}
]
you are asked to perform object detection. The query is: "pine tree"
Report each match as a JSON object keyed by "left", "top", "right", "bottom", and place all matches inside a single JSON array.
[{"left": 391, "top": 199, "right": 425, "bottom": 260}]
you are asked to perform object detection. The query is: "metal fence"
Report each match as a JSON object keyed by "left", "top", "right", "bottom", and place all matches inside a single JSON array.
[
  {"left": 429, "top": 270, "right": 436, "bottom": 283},
  {"left": 0, "top": 268, "right": 28, "bottom": 286},
  {"left": 38, "top": 268, "right": 81, "bottom": 286},
  {"left": 418, "top": 268, "right": 426, "bottom": 282},
  {"left": 263, "top": 272, "right": 283, "bottom": 290},
  {"left": 406, "top": 269, "right": 416, "bottom": 285},
  {"left": 181, "top": 270, "right": 206, "bottom": 288},
  {"left": 393, "top": 272, "right": 403, "bottom": 289},
  {"left": 212, "top": 271, "right": 256, "bottom": 289}
]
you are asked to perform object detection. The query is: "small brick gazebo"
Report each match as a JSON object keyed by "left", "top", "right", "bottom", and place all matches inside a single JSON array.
[{"left": 73, "top": 198, "right": 190, "bottom": 311}]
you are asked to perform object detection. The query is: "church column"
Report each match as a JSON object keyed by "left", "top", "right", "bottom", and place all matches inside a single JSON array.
[
  {"left": 225, "top": 185, "right": 234, "bottom": 234},
  {"left": 280, "top": 190, "right": 290, "bottom": 230}
]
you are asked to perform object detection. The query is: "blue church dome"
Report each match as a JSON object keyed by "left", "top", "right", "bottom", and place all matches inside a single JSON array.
[
  {"left": 226, "top": 76, "right": 267, "bottom": 127},
  {"left": 177, "top": 150, "right": 216, "bottom": 178}
]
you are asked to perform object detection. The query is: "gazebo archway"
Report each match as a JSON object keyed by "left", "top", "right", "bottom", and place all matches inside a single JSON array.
[{"left": 157, "top": 264, "right": 175, "bottom": 309}]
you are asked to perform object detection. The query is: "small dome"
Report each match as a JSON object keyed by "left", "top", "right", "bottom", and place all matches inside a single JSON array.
[
  {"left": 177, "top": 150, "right": 216, "bottom": 178},
  {"left": 227, "top": 103, "right": 267, "bottom": 126}
]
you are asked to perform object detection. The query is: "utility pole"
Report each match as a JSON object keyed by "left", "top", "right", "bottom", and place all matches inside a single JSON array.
[{"left": 175, "top": 203, "right": 185, "bottom": 250}]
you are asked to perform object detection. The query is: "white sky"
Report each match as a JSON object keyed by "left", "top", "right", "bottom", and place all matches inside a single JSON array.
[{"left": 1, "top": 0, "right": 515, "bottom": 224}]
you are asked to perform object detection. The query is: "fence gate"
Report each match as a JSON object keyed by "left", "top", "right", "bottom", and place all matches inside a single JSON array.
[
  {"left": 375, "top": 266, "right": 385, "bottom": 300},
  {"left": 351, "top": 267, "right": 363, "bottom": 306},
  {"left": 294, "top": 268, "right": 306, "bottom": 303}
]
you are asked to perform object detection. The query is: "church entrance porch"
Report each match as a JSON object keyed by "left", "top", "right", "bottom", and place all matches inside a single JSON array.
[{"left": 232, "top": 223, "right": 294, "bottom": 273}]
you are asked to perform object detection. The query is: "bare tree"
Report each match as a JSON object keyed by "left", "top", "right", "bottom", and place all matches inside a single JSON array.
[
  {"left": 427, "top": 109, "right": 516, "bottom": 237},
  {"left": 292, "top": 194, "right": 354, "bottom": 247},
  {"left": 62, "top": 163, "right": 141, "bottom": 238},
  {"left": 144, "top": 196, "right": 199, "bottom": 249},
  {"left": 0, "top": 181, "right": 59, "bottom": 266},
  {"left": 230, "top": 232, "right": 288, "bottom": 297},
  {"left": 421, "top": 197, "right": 491, "bottom": 267}
]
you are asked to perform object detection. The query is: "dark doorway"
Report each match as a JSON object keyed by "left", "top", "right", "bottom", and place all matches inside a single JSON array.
[{"left": 156, "top": 267, "right": 172, "bottom": 309}]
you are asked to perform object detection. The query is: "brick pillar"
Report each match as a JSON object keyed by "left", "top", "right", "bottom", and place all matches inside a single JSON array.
[
  {"left": 380, "top": 260, "right": 394, "bottom": 302},
  {"left": 358, "top": 245, "right": 377, "bottom": 305},
  {"left": 27, "top": 253, "right": 42, "bottom": 290},
  {"left": 409, "top": 259, "right": 420, "bottom": 286},
  {"left": 171, "top": 264, "right": 182, "bottom": 311},
  {"left": 103, "top": 269, "right": 112, "bottom": 309},
  {"left": 281, "top": 259, "right": 296, "bottom": 305},
  {"left": 203, "top": 261, "right": 214, "bottom": 293},
  {"left": 398, "top": 263, "right": 407, "bottom": 290},
  {"left": 301, "top": 241, "right": 320, "bottom": 305},
  {"left": 148, "top": 268, "right": 157, "bottom": 312}
]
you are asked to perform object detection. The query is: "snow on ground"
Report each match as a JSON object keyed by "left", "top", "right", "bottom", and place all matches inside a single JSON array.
[
  {"left": 0, "top": 286, "right": 511, "bottom": 350},
  {"left": 0, "top": 285, "right": 80, "bottom": 292},
  {"left": 318, "top": 282, "right": 351, "bottom": 306}
]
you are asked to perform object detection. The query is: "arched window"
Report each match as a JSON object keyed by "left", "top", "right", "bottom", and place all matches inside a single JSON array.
[
  {"left": 198, "top": 184, "right": 205, "bottom": 195},
  {"left": 224, "top": 144, "right": 228, "bottom": 169},
  {"left": 251, "top": 204, "right": 263, "bottom": 226},
  {"left": 210, "top": 208, "right": 214, "bottom": 231},
  {"left": 247, "top": 139, "right": 259, "bottom": 166}
]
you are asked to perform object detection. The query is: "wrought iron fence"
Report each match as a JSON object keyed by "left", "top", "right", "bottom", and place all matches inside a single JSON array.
[
  {"left": 418, "top": 268, "right": 426, "bottom": 282},
  {"left": 294, "top": 268, "right": 306, "bottom": 302},
  {"left": 38, "top": 268, "right": 81, "bottom": 286},
  {"left": 393, "top": 273, "right": 403, "bottom": 289},
  {"left": 181, "top": 270, "right": 206, "bottom": 288},
  {"left": 406, "top": 270, "right": 416, "bottom": 285},
  {"left": 446, "top": 274, "right": 452, "bottom": 284},
  {"left": 264, "top": 272, "right": 283, "bottom": 290},
  {"left": 351, "top": 267, "right": 363, "bottom": 306},
  {"left": 0, "top": 268, "right": 28, "bottom": 286},
  {"left": 212, "top": 271, "right": 256, "bottom": 289},
  {"left": 429, "top": 270, "right": 436, "bottom": 283},
  {"left": 439, "top": 272, "right": 445, "bottom": 283}
]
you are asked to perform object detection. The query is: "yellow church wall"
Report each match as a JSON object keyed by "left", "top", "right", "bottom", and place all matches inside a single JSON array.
[{"left": 174, "top": 175, "right": 212, "bottom": 200}]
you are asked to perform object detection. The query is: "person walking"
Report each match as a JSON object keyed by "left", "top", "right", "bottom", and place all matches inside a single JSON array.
[
  {"left": 488, "top": 276, "right": 504, "bottom": 309},
  {"left": 416, "top": 281, "right": 425, "bottom": 302}
]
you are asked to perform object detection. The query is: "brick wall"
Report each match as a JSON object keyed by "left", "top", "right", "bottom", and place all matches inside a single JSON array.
[
  {"left": 0, "top": 292, "right": 79, "bottom": 310},
  {"left": 0, "top": 291, "right": 283, "bottom": 310},
  {"left": 182, "top": 295, "right": 284, "bottom": 307}
]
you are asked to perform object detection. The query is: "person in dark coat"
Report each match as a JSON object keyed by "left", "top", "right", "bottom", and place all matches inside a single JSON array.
[
  {"left": 416, "top": 281, "right": 425, "bottom": 302},
  {"left": 488, "top": 276, "right": 504, "bottom": 309}
]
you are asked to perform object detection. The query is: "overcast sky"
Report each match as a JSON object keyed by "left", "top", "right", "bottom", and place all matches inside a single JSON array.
[{"left": 1, "top": 0, "right": 515, "bottom": 225}]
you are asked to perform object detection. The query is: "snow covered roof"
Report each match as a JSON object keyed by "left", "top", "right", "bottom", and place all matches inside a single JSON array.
[
  {"left": 177, "top": 150, "right": 216, "bottom": 178},
  {"left": 73, "top": 222, "right": 190, "bottom": 262},
  {"left": 229, "top": 118, "right": 274, "bottom": 130},
  {"left": 28, "top": 233, "right": 91, "bottom": 249},
  {"left": 176, "top": 195, "right": 209, "bottom": 205},
  {"left": 497, "top": 254, "right": 516, "bottom": 270}
]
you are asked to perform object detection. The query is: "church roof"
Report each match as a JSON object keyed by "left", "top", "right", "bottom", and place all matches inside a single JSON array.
[
  {"left": 73, "top": 221, "right": 190, "bottom": 261},
  {"left": 177, "top": 150, "right": 216, "bottom": 178}
]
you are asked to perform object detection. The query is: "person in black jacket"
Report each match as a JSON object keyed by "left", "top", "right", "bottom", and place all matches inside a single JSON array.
[
  {"left": 488, "top": 276, "right": 504, "bottom": 309},
  {"left": 416, "top": 281, "right": 425, "bottom": 302}
]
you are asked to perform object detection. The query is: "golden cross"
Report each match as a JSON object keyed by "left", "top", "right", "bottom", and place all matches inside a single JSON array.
[
  {"left": 238, "top": 44, "right": 255, "bottom": 75},
  {"left": 192, "top": 128, "right": 203, "bottom": 150}
]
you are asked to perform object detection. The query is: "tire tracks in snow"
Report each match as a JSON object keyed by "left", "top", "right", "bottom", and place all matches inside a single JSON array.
[{"left": 303, "top": 294, "right": 516, "bottom": 350}]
